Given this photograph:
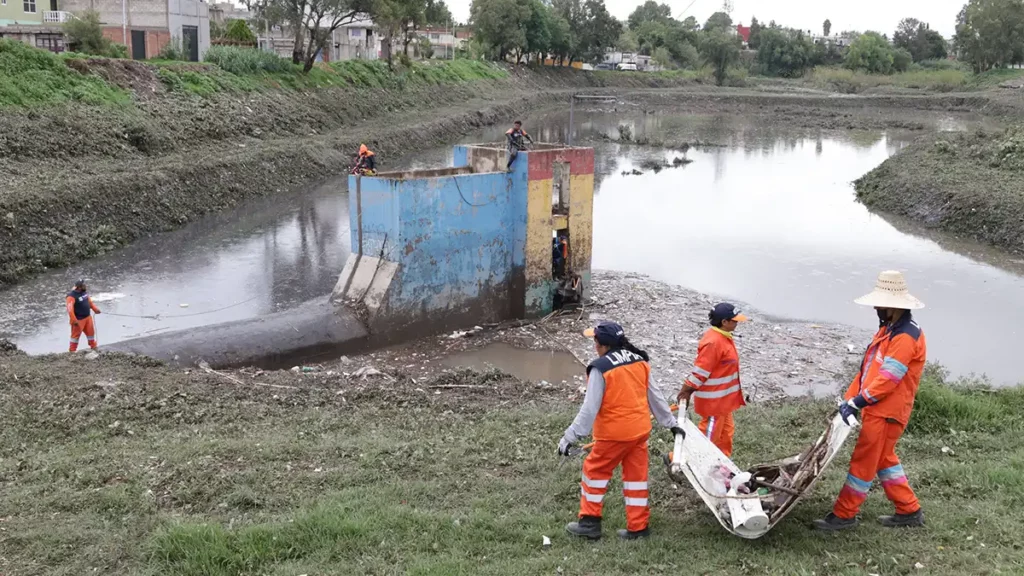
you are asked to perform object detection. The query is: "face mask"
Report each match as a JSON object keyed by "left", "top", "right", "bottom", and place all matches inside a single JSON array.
[{"left": 876, "top": 308, "right": 890, "bottom": 325}]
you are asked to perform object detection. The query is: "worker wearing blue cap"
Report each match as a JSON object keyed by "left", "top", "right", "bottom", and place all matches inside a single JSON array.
[
  {"left": 676, "top": 303, "right": 748, "bottom": 457},
  {"left": 560, "top": 321, "right": 682, "bottom": 540}
]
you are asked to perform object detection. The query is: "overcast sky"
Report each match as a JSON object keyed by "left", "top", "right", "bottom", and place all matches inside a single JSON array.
[{"left": 448, "top": 0, "right": 966, "bottom": 38}]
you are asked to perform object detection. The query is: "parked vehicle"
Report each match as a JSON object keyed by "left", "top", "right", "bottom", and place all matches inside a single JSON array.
[
  {"left": 617, "top": 62, "right": 638, "bottom": 71},
  {"left": 594, "top": 62, "right": 615, "bottom": 71}
]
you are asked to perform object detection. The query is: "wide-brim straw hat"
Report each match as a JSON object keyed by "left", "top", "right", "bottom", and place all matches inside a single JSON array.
[{"left": 854, "top": 270, "right": 925, "bottom": 310}]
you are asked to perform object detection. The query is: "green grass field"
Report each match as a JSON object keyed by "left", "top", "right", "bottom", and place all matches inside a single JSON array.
[{"left": 1, "top": 351, "right": 1022, "bottom": 575}]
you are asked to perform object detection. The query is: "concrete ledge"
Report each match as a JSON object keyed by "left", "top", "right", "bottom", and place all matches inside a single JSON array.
[{"left": 108, "top": 298, "right": 369, "bottom": 369}]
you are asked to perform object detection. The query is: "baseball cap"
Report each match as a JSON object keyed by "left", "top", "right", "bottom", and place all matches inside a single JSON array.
[
  {"left": 710, "top": 303, "right": 748, "bottom": 323},
  {"left": 583, "top": 321, "right": 626, "bottom": 346}
]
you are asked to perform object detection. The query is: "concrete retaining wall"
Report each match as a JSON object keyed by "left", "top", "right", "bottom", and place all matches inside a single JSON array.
[{"left": 339, "top": 143, "right": 594, "bottom": 334}]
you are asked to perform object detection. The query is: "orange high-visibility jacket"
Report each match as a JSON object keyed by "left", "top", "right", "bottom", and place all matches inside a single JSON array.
[
  {"left": 685, "top": 327, "right": 746, "bottom": 417},
  {"left": 587, "top": 349, "right": 655, "bottom": 441},
  {"left": 845, "top": 313, "right": 927, "bottom": 426}
]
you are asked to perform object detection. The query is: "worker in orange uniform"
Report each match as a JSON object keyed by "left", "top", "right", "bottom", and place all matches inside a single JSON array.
[
  {"left": 676, "top": 303, "right": 748, "bottom": 457},
  {"left": 814, "top": 270, "right": 927, "bottom": 531},
  {"left": 66, "top": 279, "right": 101, "bottom": 352},
  {"left": 559, "top": 321, "right": 682, "bottom": 540},
  {"left": 353, "top": 144, "right": 376, "bottom": 175}
]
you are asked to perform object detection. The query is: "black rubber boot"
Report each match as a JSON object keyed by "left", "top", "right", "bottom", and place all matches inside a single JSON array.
[
  {"left": 878, "top": 509, "right": 924, "bottom": 528},
  {"left": 812, "top": 512, "right": 860, "bottom": 531},
  {"left": 566, "top": 515, "right": 602, "bottom": 540},
  {"left": 617, "top": 528, "right": 650, "bottom": 540}
]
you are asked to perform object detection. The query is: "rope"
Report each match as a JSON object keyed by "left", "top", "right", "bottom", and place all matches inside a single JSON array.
[
  {"left": 99, "top": 295, "right": 262, "bottom": 320},
  {"left": 452, "top": 176, "right": 493, "bottom": 208}
]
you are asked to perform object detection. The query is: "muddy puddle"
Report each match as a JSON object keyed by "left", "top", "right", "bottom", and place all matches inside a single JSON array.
[
  {"left": 2, "top": 106, "right": 1023, "bottom": 384},
  {"left": 440, "top": 342, "right": 583, "bottom": 384}
]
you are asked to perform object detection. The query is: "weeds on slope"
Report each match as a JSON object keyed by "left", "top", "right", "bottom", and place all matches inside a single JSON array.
[{"left": 0, "top": 39, "right": 129, "bottom": 106}]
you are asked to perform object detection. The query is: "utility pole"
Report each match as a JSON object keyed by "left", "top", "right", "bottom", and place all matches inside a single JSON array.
[{"left": 121, "top": 0, "right": 127, "bottom": 50}]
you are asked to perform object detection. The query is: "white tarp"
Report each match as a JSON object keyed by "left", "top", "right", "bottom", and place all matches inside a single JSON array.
[{"left": 669, "top": 408, "right": 856, "bottom": 539}]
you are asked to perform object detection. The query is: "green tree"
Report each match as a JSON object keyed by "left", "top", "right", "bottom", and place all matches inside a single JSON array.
[
  {"left": 577, "top": 0, "right": 621, "bottom": 62},
  {"left": 893, "top": 46, "right": 913, "bottom": 71},
  {"left": 548, "top": 13, "right": 572, "bottom": 63},
  {"left": 748, "top": 16, "right": 762, "bottom": 48},
  {"left": 954, "top": 0, "right": 1024, "bottom": 72},
  {"left": 616, "top": 29, "right": 639, "bottom": 52},
  {"left": 893, "top": 18, "right": 947, "bottom": 62},
  {"left": 844, "top": 31, "right": 895, "bottom": 73},
  {"left": 469, "top": 0, "right": 529, "bottom": 61},
  {"left": 703, "top": 11, "right": 733, "bottom": 33},
  {"left": 651, "top": 45, "right": 674, "bottom": 68},
  {"left": 755, "top": 28, "right": 814, "bottom": 77},
  {"left": 225, "top": 19, "right": 258, "bottom": 43},
  {"left": 424, "top": 0, "right": 453, "bottom": 25},
  {"left": 627, "top": 0, "right": 671, "bottom": 30},
  {"left": 64, "top": 10, "right": 119, "bottom": 57},
  {"left": 523, "top": 0, "right": 552, "bottom": 63},
  {"left": 700, "top": 29, "right": 740, "bottom": 85},
  {"left": 823, "top": 18, "right": 831, "bottom": 37},
  {"left": 672, "top": 40, "right": 699, "bottom": 68}
]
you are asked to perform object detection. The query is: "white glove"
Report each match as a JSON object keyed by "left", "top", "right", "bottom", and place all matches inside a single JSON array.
[{"left": 558, "top": 436, "right": 572, "bottom": 456}]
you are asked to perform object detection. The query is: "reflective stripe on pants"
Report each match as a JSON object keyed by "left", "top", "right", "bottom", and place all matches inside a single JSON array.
[
  {"left": 69, "top": 316, "right": 97, "bottom": 352},
  {"left": 698, "top": 412, "right": 735, "bottom": 457},
  {"left": 833, "top": 413, "right": 920, "bottom": 519},
  {"left": 578, "top": 434, "right": 651, "bottom": 532}
]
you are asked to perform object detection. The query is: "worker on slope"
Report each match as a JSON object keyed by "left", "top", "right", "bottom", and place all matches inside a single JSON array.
[
  {"left": 66, "top": 279, "right": 101, "bottom": 352},
  {"left": 353, "top": 144, "right": 376, "bottom": 176},
  {"left": 676, "top": 303, "right": 748, "bottom": 457},
  {"left": 814, "top": 270, "right": 927, "bottom": 531},
  {"left": 559, "top": 321, "right": 683, "bottom": 540},
  {"left": 505, "top": 120, "right": 533, "bottom": 171}
]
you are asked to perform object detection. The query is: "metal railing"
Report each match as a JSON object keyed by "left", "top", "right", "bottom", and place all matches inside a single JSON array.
[{"left": 42, "top": 10, "right": 75, "bottom": 23}]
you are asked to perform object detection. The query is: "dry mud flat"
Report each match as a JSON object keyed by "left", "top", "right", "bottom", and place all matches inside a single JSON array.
[{"left": 334, "top": 271, "right": 871, "bottom": 402}]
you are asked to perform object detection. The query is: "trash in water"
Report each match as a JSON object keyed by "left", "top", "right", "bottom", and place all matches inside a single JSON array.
[
  {"left": 179, "top": 303, "right": 189, "bottom": 308},
  {"left": 90, "top": 292, "right": 126, "bottom": 302}
]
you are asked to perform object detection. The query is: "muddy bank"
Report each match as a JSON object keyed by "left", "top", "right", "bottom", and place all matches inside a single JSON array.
[
  {"left": 0, "top": 63, "right": 704, "bottom": 289},
  {"left": 855, "top": 127, "right": 1024, "bottom": 254},
  {"left": 318, "top": 271, "right": 871, "bottom": 402}
]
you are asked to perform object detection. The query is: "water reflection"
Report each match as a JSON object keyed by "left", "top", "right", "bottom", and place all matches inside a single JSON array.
[
  {"left": 4, "top": 108, "right": 1017, "bottom": 386},
  {"left": 593, "top": 131, "right": 1023, "bottom": 384}
]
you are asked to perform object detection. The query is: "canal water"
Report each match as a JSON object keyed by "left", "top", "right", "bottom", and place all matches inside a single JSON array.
[{"left": 2, "top": 108, "right": 1022, "bottom": 384}]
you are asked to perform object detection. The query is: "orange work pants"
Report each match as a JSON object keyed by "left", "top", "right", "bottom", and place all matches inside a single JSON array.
[
  {"left": 70, "top": 316, "right": 97, "bottom": 352},
  {"left": 833, "top": 413, "right": 920, "bottom": 519},
  {"left": 578, "top": 435, "right": 650, "bottom": 532},
  {"left": 698, "top": 412, "right": 735, "bottom": 457}
]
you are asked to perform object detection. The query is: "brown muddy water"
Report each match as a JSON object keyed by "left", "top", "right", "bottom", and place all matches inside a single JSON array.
[
  {"left": 1, "top": 108, "right": 1022, "bottom": 384},
  {"left": 441, "top": 342, "right": 583, "bottom": 384}
]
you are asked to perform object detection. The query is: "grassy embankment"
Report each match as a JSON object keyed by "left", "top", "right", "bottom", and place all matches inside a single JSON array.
[
  {"left": 808, "top": 64, "right": 1024, "bottom": 94},
  {"left": 0, "top": 39, "right": 509, "bottom": 107},
  {"left": 855, "top": 127, "right": 1024, "bottom": 254},
  {"left": 1, "top": 347, "right": 1022, "bottom": 575}
]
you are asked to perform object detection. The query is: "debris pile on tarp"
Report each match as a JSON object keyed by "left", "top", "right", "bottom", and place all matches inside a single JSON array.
[{"left": 668, "top": 409, "right": 855, "bottom": 539}]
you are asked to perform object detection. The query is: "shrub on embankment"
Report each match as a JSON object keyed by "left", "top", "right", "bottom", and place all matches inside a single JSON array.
[
  {"left": 0, "top": 39, "right": 130, "bottom": 106},
  {"left": 855, "top": 127, "right": 1024, "bottom": 254}
]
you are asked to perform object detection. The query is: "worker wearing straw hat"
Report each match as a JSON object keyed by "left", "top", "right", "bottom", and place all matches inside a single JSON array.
[{"left": 814, "top": 271, "right": 927, "bottom": 531}]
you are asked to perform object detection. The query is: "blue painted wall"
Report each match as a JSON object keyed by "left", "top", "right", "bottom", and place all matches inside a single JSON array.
[{"left": 350, "top": 169, "right": 519, "bottom": 324}]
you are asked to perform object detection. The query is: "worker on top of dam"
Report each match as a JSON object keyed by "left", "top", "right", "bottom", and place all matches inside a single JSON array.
[
  {"left": 676, "top": 303, "right": 748, "bottom": 457},
  {"left": 66, "top": 279, "right": 101, "bottom": 352},
  {"left": 352, "top": 144, "right": 377, "bottom": 176},
  {"left": 814, "top": 270, "right": 927, "bottom": 532},
  {"left": 506, "top": 120, "right": 533, "bottom": 170},
  {"left": 559, "top": 321, "right": 682, "bottom": 541}
]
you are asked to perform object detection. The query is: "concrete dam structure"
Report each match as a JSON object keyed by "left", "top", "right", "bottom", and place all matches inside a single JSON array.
[
  {"left": 111, "top": 143, "right": 595, "bottom": 367},
  {"left": 334, "top": 143, "right": 595, "bottom": 332}
]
